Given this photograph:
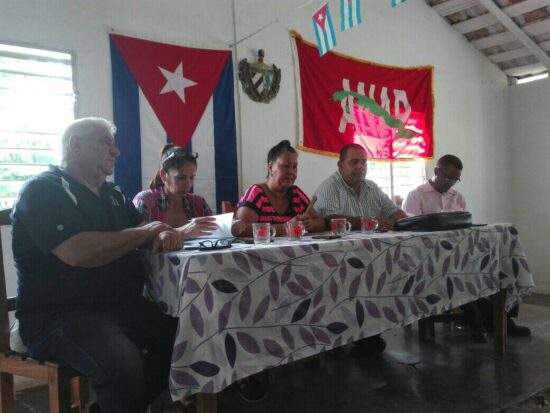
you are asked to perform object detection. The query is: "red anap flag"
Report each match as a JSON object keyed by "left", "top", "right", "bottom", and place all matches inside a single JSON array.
[
  {"left": 111, "top": 34, "right": 230, "bottom": 147},
  {"left": 291, "top": 34, "right": 434, "bottom": 160}
]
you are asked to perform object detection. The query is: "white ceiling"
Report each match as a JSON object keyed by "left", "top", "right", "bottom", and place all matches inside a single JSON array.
[{"left": 425, "top": 0, "right": 550, "bottom": 81}]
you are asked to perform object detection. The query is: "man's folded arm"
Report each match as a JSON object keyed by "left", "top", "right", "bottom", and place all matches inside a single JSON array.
[{"left": 52, "top": 221, "right": 172, "bottom": 268}]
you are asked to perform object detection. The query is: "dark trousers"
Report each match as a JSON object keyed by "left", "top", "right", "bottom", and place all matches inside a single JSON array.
[{"left": 24, "top": 300, "right": 177, "bottom": 413}]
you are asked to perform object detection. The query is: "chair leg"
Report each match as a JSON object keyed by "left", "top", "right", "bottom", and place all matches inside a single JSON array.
[
  {"left": 419, "top": 318, "right": 435, "bottom": 342},
  {"left": 0, "top": 372, "right": 15, "bottom": 413},
  {"left": 196, "top": 393, "right": 217, "bottom": 413},
  {"left": 48, "top": 367, "right": 72, "bottom": 413},
  {"left": 71, "top": 376, "right": 90, "bottom": 413}
]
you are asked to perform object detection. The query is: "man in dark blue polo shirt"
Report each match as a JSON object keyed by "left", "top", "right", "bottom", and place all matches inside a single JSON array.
[{"left": 11, "top": 117, "right": 183, "bottom": 413}]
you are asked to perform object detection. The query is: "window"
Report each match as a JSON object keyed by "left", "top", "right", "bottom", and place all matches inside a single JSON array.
[
  {"left": 367, "top": 159, "right": 426, "bottom": 207},
  {"left": 0, "top": 43, "right": 75, "bottom": 209}
]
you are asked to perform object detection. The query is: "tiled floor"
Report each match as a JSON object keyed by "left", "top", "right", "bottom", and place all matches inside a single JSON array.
[{"left": 14, "top": 294, "right": 550, "bottom": 413}]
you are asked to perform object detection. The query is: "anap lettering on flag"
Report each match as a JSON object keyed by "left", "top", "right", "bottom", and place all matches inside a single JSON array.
[
  {"left": 291, "top": 33, "right": 433, "bottom": 160},
  {"left": 110, "top": 34, "right": 238, "bottom": 212},
  {"left": 391, "top": 0, "right": 408, "bottom": 7},
  {"left": 312, "top": 3, "right": 336, "bottom": 56},
  {"left": 341, "top": 0, "right": 362, "bottom": 31}
]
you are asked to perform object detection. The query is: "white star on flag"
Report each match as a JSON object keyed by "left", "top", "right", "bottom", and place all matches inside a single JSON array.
[
  {"left": 159, "top": 62, "right": 197, "bottom": 103},
  {"left": 317, "top": 14, "right": 324, "bottom": 24}
]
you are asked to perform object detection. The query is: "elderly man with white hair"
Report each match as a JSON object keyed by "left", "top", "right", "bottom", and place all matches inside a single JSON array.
[{"left": 11, "top": 117, "right": 183, "bottom": 413}]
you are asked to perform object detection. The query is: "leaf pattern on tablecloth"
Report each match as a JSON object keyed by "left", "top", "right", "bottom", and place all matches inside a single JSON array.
[
  {"left": 391, "top": 243, "right": 403, "bottom": 262},
  {"left": 376, "top": 272, "right": 387, "bottom": 294},
  {"left": 184, "top": 278, "right": 200, "bottom": 294},
  {"left": 446, "top": 278, "right": 454, "bottom": 299},
  {"left": 239, "top": 286, "right": 251, "bottom": 321},
  {"left": 364, "top": 300, "right": 381, "bottom": 318},
  {"left": 190, "top": 361, "right": 220, "bottom": 377},
  {"left": 237, "top": 332, "right": 260, "bottom": 353},
  {"left": 312, "top": 326, "right": 331, "bottom": 344},
  {"left": 218, "top": 301, "right": 232, "bottom": 330},
  {"left": 171, "top": 341, "right": 187, "bottom": 362},
  {"left": 355, "top": 300, "right": 364, "bottom": 327},
  {"left": 395, "top": 297, "right": 406, "bottom": 317},
  {"left": 269, "top": 270, "right": 279, "bottom": 300},
  {"left": 313, "top": 288, "right": 324, "bottom": 308},
  {"left": 415, "top": 266, "right": 423, "bottom": 282},
  {"left": 310, "top": 305, "right": 326, "bottom": 324},
  {"left": 280, "top": 246, "right": 296, "bottom": 258},
  {"left": 362, "top": 238, "right": 373, "bottom": 252},
  {"left": 421, "top": 237, "right": 433, "bottom": 249},
  {"left": 204, "top": 283, "right": 213, "bottom": 313},
  {"left": 168, "top": 254, "right": 180, "bottom": 265},
  {"left": 454, "top": 276, "right": 464, "bottom": 292},
  {"left": 146, "top": 224, "right": 534, "bottom": 400},
  {"left": 246, "top": 250, "right": 263, "bottom": 272},
  {"left": 253, "top": 296, "right": 270, "bottom": 324},
  {"left": 329, "top": 278, "right": 338, "bottom": 302},
  {"left": 383, "top": 307, "right": 398, "bottom": 323},
  {"left": 212, "top": 279, "right": 238, "bottom": 293},
  {"left": 281, "top": 326, "right": 295, "bottom": 349},
  {"left": 225, "top": 333, "right": 237, "bottom": 368},
  {"left": 402, "top": 275, "right": 415, "bottom": 295},
  {"left": 287, "top": 282, "right": 306, "bottom": 296},
  {"left": 385, "top": 251, "right": 392, "bottom": 273},
  {"left": 349, "top": 275, "right": 361, "bottom": 299},
  {"left": 326, "top": 322, "right": 348, "bottom": 334},
  {"left": 322, "top": 253, "right": 338, "bottom": 267},
  {"left": 291, "top": 298, "right": 311, "bottom": 322},
  {"left": 300, "top": 327, "right": 316, "bottom": 347},
  {"left": 281, "top": 264, "right": 292, "bottom": 285},
  {"left": 296, "top": 274, "right": 313, "bottom": 290},
  {"left": 232, "top": 252, "right": 251, "bottom": 274},
  {"left": 365, "top": 264, "right": 374, "bottom": 291},
  {"left": 264, "top": 339, "right": 285, "bottom": 358},
  {"left": 190, "top": 305, "right": 204, "bottom": 337},
  {"left": 172, "top": 371, "right": 199, "bottom": 387}
]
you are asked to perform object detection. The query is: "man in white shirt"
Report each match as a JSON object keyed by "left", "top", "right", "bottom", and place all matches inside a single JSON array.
[
  {"left": 403, "top": 155, "right": 530, "bottom": 339},
  {"left": 402, "top": 154, "right": 465, "bottom": 215}
]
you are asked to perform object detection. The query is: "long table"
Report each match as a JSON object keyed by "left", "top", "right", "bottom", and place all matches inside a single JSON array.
[{"left": 143, "top": 224, "right": 534, "bottom": 409}]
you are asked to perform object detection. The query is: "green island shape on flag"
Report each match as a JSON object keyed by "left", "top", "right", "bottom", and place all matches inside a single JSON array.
[{"left": 332, "top": 90, "right": 418, "bottom": 139}]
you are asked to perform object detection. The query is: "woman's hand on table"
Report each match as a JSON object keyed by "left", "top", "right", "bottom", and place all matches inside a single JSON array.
[
  {"left": 231, "top": 219, "right": 247, "bottom": 236},
  {"left": 178, "top": 217, "right": 218, "bottom": 239}
]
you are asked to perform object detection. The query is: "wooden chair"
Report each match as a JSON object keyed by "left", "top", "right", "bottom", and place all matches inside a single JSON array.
[
  {"left": 221, "top": 200, "right": 237, "bottom": 214},
  {"left": 0, "top": 209, "right": 90, "bottom": 413}
]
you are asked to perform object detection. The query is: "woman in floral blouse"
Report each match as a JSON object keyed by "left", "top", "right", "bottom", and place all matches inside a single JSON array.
[{"left": 133, "top": 144, "right": 216, "bottom": 239}]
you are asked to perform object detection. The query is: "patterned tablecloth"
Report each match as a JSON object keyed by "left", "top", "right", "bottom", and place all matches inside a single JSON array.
[{"left": 143, "top": 224, "right": 534, "bottom": 400}]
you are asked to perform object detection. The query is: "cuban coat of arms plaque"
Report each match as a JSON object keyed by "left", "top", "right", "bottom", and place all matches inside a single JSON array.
[{"left": 238, "top": 50, "right": 281, "bottom": 103}]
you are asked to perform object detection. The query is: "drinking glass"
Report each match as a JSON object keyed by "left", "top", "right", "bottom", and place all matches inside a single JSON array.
[
  {"left": 330, "top": 218, "right": 351, "bottom": 236},
  {"left": 361, "top": 217, "right": 378, "bottom": 234},
  {"left": 286, "top": 221, "right": 305, "bottom": 241},
  {"left": 252, "top": 222, "right": 276, "bottom": 244}
]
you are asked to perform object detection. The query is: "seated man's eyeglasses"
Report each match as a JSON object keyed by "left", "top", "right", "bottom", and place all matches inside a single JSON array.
[
  {"left": 198, "top": 239, "right": 233, "bottom": 251},
  {"left": 443, "top": 173, "right": 461, "bottom": 185}
]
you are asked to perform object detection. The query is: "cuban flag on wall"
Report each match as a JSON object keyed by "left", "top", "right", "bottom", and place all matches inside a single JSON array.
[
  {"left": 341, "top": 0, "right": 362, "bottom": 31},
  {"left": 110, "top": 34, "right": 238, "bottom": 212},
  {"left": 312, "top": 3, "right": 336, "bottom": 57}
]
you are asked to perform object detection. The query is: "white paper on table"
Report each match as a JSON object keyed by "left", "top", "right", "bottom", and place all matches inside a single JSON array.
[{"left": 191, "top": 212, "right": 234, "bottom": 239}]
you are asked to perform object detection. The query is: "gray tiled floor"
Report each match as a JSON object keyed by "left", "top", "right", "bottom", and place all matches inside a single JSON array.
[{"left": 15, "top": 294, "right": 550, "bottom": 412}]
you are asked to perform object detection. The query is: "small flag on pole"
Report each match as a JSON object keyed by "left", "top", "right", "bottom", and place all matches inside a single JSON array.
[
  {"left": 312, "top": 3, "right": 336, "bottom": 56},
  {"left": 341, "top": 0, "right": 362, "bottom": 31},
  {"left": 391, "top": 0, "right": 408, "bottom": 7}
]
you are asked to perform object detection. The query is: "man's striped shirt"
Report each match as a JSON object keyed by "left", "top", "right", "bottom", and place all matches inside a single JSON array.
[{"left": 314, "top": 171, "right": 398, "bottom": 218}]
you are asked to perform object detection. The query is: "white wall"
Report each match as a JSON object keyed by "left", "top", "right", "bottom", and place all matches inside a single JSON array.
[
  {"left": 0, "top": 0, "right": 520, "bottom": 286},
  {"left": 510, "top": 79, "right": 550, "bottom": 293}
]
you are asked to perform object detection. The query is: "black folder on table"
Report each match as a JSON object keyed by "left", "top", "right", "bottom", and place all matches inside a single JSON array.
[{"left": 394, "top": 211, "right": 472, "bottom": 232}]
